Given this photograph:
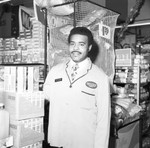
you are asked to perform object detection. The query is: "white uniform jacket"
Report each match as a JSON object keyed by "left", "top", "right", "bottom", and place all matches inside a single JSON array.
[{"left": 44, "top": 59, "right": 111, "bottom": 148}]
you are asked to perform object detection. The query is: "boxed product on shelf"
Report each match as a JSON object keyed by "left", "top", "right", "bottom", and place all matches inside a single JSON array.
[
  {"left": 17, "top": 66, "right": 27, "bottom": 92},
  {"left": 22, "top": 141, "right": 43, "bottom": 148},
  {"left": 26, "top": 65, "right": 45, "bottom": 92},
  {"left": 21, "top": 48, "right": 28, "bottom": 63},
  {"left": 3, "top": 66, "right": 44, "bottom": 92},
  {"left": 3, "top": 91, "right": 44, "bottom": 120},
  {"left": 0, "top": 51, "right": 3, "bottom": 64},
  {"left": 27, "top": 66, "right": 40, "bottom": 92},
  {"left": 10, "top": 117, "right": 44, "bottom": 148},
  {"left": 0, "top": 67, "right": 4, "bottom": 91},
  {"left": 4, "top": 66, "right": 11, "bottom": 91}
]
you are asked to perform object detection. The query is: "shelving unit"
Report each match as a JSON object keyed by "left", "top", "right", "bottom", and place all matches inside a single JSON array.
[
  {"left": 0, "top": 17, "right": 45, "bottom": 148},
  {"left": 111, "top": 47, "right": 150, "bottom": 148},
  {"left": 138, "top": 43, "right": 150, "bottom": 148}
]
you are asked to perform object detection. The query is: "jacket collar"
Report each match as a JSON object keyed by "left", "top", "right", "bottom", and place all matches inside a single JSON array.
[
  {"left": 65, "top": 58, "right": 92, "bottom": 86},
  {"left": 66, "top": 58, "right": 92, "bottom": 71}
]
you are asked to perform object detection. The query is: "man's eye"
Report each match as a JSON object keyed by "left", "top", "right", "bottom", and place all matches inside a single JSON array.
[{"left": 80, "top": 43, "right": 85, "bottom": 46}]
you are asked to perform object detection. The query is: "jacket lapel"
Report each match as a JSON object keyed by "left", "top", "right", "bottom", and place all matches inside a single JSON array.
[{"left": 65, "top": 59, "right": 92, "bottom": 84}]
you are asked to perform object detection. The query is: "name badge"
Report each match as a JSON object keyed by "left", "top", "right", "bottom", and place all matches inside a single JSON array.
[
  {"left": 86, "top": 81, "right": 97, "bottom": 89},
  {"left": 55, "top": 78, "right": 62, "bottom": 82}
]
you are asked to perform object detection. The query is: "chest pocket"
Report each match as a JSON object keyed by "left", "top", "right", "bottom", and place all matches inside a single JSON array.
[{"left": 79, "top": 88, "right": 97, "bottom": 110}]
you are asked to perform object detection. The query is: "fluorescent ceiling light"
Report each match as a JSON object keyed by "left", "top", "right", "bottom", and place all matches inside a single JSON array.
[{"left": 0, "top": 0, "right": 11, "bottom": 4}]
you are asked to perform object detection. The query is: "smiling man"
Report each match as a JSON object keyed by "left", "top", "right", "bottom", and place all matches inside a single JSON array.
[{"left": 44, "top": 27, "right": 111, "bottom": 148}]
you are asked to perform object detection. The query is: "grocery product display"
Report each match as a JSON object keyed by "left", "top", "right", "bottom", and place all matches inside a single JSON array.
[
  {"left": 0, "top": 17, "right": 45, "bottom": 148},
  {"left": 111, "top": 46, "right": 150, "bottom": 148}
]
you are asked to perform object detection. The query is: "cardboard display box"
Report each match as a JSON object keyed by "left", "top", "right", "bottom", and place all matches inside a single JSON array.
[
  {"left": 3, "top": 91, "right": 44, "bottom": 120},
  {"left": 116, "top": 121, "right": 140, "bottom": 148},
  {"left": 10, "top": 117, "right": 44, "bottom": 148}
]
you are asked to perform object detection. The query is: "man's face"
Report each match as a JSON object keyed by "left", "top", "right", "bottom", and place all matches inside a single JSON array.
[{"left": 69, "top": 34, "right": 92, "bottom": 63}]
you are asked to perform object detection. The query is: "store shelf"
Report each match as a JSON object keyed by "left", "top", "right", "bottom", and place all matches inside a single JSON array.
[
  {"left": 112, "top": 48, "right": 150, "bottom": 148},
  {"left": 0, "top": 63, "right": 44, "bottom": 66}
]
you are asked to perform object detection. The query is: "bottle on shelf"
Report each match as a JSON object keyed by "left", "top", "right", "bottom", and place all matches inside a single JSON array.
[{"left": 0, "top": 103, "right": 9, "bottom": 140}]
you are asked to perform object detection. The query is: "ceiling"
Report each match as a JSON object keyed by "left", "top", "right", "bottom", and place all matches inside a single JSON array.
[
  {"left": 3, "top": 0, "right": 33, "bottom": 7},
  {"left": 1, "top": 0, "right": 150, "bottom": 26},
  {"left": 4, "top": 0, "right": 105, "bottom": 8}
]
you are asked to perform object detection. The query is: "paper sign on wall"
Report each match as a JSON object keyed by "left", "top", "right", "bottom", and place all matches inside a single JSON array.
[{"left": 115, "top": 48, "right": 132, "bottom": 66}]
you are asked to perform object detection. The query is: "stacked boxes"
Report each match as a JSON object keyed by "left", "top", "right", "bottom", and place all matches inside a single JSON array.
[
  {"left": 3, "top": 91, "right": 44, "bottom": 120},
  {"left": 10, "top": 117, "right": 44, "bottom": 148},
  {"left": 2, "top": 66, "right": 45, "bottom": 148},
  {"left": 3, "top": 90, "right": 45, "bottom": 148}
]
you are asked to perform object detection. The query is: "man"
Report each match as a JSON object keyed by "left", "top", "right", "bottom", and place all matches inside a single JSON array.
[{"left": 44, "top": 27, "right": 111, "bottom": 148}]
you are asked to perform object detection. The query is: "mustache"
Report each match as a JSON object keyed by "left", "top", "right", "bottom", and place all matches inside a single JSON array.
[{"left": 71, "top": 51, "right": 81, "bottom": 54}]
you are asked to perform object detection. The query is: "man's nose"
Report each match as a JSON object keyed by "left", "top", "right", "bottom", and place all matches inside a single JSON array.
[{"left": 73, "top": 44, "right": 79, "bottom": 50}]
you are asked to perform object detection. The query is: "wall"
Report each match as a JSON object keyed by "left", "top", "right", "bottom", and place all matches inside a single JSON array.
[
  {"left": 105, "top": 0, "right": 128, "bottom": 22},
  {"left": 90, "top": 0, "right": 105, "bottom": 6}
]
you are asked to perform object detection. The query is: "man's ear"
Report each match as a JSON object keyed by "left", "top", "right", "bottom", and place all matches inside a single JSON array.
[{"left": 88, "top": 45, "right": 92, "bottom": 52}]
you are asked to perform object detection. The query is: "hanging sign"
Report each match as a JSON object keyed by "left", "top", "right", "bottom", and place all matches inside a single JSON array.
[
  {"left": 19, "top": 6, "right": 34, "bottom": 31},
  {"left": 99, "top": 22, "right": 111, "bottom": 39},
  {"left": 21, "top": 10, "right": 32, "bottom": 30},
  {"left": 115, "top": 48, "right": 132, "bottom": 66}
]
